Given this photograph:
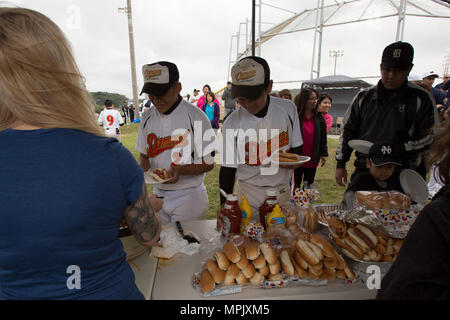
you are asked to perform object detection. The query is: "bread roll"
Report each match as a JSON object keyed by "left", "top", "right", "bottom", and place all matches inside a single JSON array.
[
  {"left": 296, "top": 239, "right": 321, "bottom": 265},
  {"left": 378, "top": 237, "right": 387, "bottom": 246},
  {"left": 344, "top": 266, "right": 355, "bottom": 280},
  {"left": 245, "top": 241, "right": 260, "bottom": 260},
  {"left": 385, "top": 245, "right": 394, "bottom": 256},
  {"left": 308, "top": 270, "right": 320, "bottom": 280},
  {"left": 280, "top": 251, "right": 295, "bottom": 276},
  {"left": 205, "top": 259, "right": 226, "bottom": 284},
  {"left": 268, "top": 260, "right": 281, "bottom": 275},
  {"left": 213, "top": 251, "right": 230, "bottom": 271},
  {"left": 242, "top": 262, "right": 256, "bottom": 279},
  {"left": 374, "top": 230, "right": 390, "bottom": 240},
  {"left": 309, "top": 265, "right": 323, "bottom": 276},
  {"left": 393, "top": 239, "right": 403, "bottom": 253},
  {"left": 324, "top": 256, "right": 337, "bottom": 269},
  {"left": 223, "top": 242, "right": 241, "bottom": 263},
  {"left": 333, "top": 237, "right": 362, "bottom": 259},
  {"left": 236, "top": 246, "right": 249, "bottom": 270},
  {"left": 228, "top": 264, "right": 240, "bottom": 278},
  {"left": 335, "top": 253, "right": 347, "bottom": 269},
  {"left": 336, "top": 269, "right": 346, "bottom": 279},
  {"left": 309, "top": 261, "right": 323, "bottom": 272},
  {"left": 294, "top": 250, "right": 309, "bottom": 270},
  {"left": 258, "top": 265, "right": 270, "bottom": 277},
  {"left": 303, "top": 207, "right": 318, "bottom": 233},
  {"left": 382, "top": 255, "right": 393, "bottom": 262},
  {"left": 223, "top": 272, "right": 235, "bottom": 286},
  {"left": 235, "top": 272, "right": 248, "bottom": 285},
  {"left": 260, "top": 242, "right": 277, "bottom": 265},
  {"left": 268, "top": 273, "right": 283, "bottom": 281},
  {"left": 310, "top": 234, "right": 335, "bottom": 258},
  {"left": 292, "top": 259, "right": 308, "bottom": 278},
  {"left": 305, "top": 241, "right": 325, "bottom": 261},
  {"left": 321, "top": 267, "right": 336, "bottom": 281},
  {"left": 374, "top": 252, "right": 383, "bottom": 262},
  {"left": 374, "top": 243, "right": 387, "bottom": 255},
  {"left": 327, "top": 216, "right": 347, "bottom": 239},
  {"left": 368, "top": 249, "right": 378, "bottom": 261},
  {"left": 361, "top": 254, "right": 371, "bottom": 262},
  {"left": 296, "top": 229, "right": 311, "bottom": 241},
  {"left": 252, "top": 253, "right": 266, "bottom": 269},
  {"left": 200, "top": 269, "right": 215, "bottom": 293},
  {"left": 249, "top": 272, "right": 265, "bottom": 286}
]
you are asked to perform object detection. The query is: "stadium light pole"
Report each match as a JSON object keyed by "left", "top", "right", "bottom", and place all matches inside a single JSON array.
[
  {"left": 118, "top": 0, "right": 139, "bottom": 111},
  {"left": 329, "top": 50, "right": 344, "bottom": 75}
]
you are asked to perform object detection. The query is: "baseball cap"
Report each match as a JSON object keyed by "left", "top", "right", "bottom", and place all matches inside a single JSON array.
[
  {"left": 381, "top": 41, "right": 414, "bottom": 70},
  {"left": 140, "top": 61, "right": 179, "bottom": 96},
  {"left": 193, "top": 88, "right": 199, "bottom": 92},
  {"left": 368, "top": 142, "right": 402, "bottom": 166},
  {"left": 408, "top": 74, "right": 421, "bottom": 81},
  {"left": 421, "top": 71, "right": 439, "bottom": 79},
  {"left": 231, "top": 56, "right": 270, "bottom": 100}
]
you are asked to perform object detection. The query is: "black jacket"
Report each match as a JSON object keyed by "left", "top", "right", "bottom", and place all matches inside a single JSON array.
[
  {"left": 377, "top": 184, "right": 450, "bottom": 299},
  {"left": 336, "top": 80, "right": 438, "bottom": 169},
  {"left": 298, "top": 112, "right": 328, "bottom": 164}
]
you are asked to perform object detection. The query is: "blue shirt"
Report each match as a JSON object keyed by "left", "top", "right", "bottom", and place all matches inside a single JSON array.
[
  {"left": 0, "top": 128, "right": 144, "bottom": 299},
  {"left": 205, "top": 103, "right": 215, "bottom": 122}
]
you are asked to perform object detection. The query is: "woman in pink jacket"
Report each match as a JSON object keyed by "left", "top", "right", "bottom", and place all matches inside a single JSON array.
[
  {"left": 196, "top": 84, "right": 220, "bottom": 109},
  {"left": 317, "top": 93, "right": 333, "bottom": 133}
]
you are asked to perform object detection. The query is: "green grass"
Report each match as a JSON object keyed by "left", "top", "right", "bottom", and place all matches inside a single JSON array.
[{"left": 119, "top": 123, "right": 353, "bottom": 220}]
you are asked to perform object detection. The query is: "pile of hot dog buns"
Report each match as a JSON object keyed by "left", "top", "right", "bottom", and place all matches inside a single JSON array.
[
  {"left": 200, "top": 232, "right": 356, "bottom": 294},
  {"left": 327, "top": 216, "right": 404, "bottom": 263}
]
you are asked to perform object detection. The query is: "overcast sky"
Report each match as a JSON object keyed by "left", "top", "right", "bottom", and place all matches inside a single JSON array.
[{"left": 3, "top": 0, "right": 450, "bottom": 100}]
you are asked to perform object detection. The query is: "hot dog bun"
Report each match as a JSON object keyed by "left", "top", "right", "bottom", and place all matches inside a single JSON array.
[
  {"left": 355, "top": 224, "right": 378, "bottom": 248},
  {"left": 200, "top": 269, "right": 215, "bottom": 293},
  {"left": 213, "top": 251, "right": 230, "bottom": 271},
  {"left": 260, "top": 242, "right": 277, "bottom": 265},
  {"left": 223, "top": 242, "right": 241, "bottom": 264},
  {"left": 245, "top": 241, "right": 260, "bottom": 260},
  {"left": 296, "top": 239, "right": 321, "bottom": 266},
  {"left": 280, "top": 250, "right": 295, "bottom": 276},
  {"left": 149, "top": 168, "right": 169, "bottom": 182},
  {"left": 310, "top": 234, "right": 335, "bottom": 258}
]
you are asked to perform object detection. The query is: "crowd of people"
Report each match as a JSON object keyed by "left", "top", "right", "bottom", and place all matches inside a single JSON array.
[{"left": 1, "top": 7, "right": 449, "bottom": 300}]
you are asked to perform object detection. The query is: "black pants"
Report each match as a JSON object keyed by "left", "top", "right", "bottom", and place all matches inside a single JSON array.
[{"left": 293, "top": 167, "right": 317, "bottom": 190}]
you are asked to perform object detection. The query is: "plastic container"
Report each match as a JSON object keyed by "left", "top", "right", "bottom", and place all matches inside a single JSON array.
[
  {"left": 240, "top": 196, "right": 252, "bottom": 233},
  {"left": 259, "top": 189, "right": 278, "bottom": 230},
  {"left": 221, "top": 194, "right": 242, "bottom": 237},
  {"left": 266, "top": 204, "right": 286, "bottom": 230}
]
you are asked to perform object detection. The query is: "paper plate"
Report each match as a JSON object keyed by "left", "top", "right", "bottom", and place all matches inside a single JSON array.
[
  {"left": 144, "top": 171, "right": 170, "bottom": 185},
  {"left": 271, "top": 155, "right": 311, "bottom": 165},
  {"left": 399, "top": 169, "right": 429, "bottom": 204},
  {"left": 348, "top": 139, "right": 373, "bottom": 154}
]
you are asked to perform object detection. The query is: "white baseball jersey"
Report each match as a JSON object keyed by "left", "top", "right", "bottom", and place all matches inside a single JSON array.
[
  {"left": 98, "top": 109, "right": 124, "bottom": 133},
  {"left": 221, "top": 96, "right": 303, "bottom": 186},
  {"left": 135, "top": 98, "right": 214, "bottom": 191}
]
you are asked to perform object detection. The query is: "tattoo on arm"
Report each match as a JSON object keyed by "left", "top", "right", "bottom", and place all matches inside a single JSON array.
[{"left": 124, "top": 183, "right": 160, "bottom": 244}]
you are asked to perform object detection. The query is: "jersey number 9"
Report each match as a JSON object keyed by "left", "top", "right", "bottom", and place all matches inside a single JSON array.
[{"left": 107, "top": 115, "right": 114, "bottom": 126}]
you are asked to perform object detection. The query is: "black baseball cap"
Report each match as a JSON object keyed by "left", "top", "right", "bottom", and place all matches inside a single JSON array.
[
  {"left": 381, "top": 41, "right": 414, "bottom": 70},
  {"left": 231, "top": 56, "right": 270, "bottom": 100},
  {"left": 368, "top": 142, "right": 402, "bottom": 166},
  {"left": 140, "top": 61, "right": 179, "bottom": 96}
]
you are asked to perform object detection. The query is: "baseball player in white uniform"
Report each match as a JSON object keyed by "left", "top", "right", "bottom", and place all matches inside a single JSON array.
[
  {"left": 135, "top": 61, "right": 215, "bottom": 225},
  {"left": 98, "top": 99, "right": 124, "bottom": 141},
  {"left": 218, "top": 56, "right": 303, "bottom": 226}
]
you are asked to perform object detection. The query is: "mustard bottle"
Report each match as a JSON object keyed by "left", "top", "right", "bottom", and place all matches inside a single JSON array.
[
  {"left": 240, "top": 196, "right": 252, "bottom": 233},
  {"left": 266, "top": 204, "right": 286, "bottom": 230}
]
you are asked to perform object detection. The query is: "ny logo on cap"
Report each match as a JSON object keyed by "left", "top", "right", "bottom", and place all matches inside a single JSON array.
[
  {"left": 393, "top": 49, "right": 402, "bottom": 58},
  {"left": 381, "top": 146, "right": 392, "bottom": 155}
]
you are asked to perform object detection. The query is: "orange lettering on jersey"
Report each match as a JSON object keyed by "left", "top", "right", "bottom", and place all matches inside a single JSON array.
[
  {"left": 146, "top": 130, "right": 189, "bottom": 158},
  {"left": 244, "top": 131, "right": 289, "bottom": 166}
]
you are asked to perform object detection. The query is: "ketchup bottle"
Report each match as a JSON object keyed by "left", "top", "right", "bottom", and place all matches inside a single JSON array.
[
  {"left": 221, "top": 194, "right": 242, "bottom": 237},
  {"left": 258, "top": 189, "right": 278, "bottom": 230}
]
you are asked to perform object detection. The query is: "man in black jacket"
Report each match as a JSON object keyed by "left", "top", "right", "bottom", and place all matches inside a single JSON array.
[{"left": 335, "top": 41, "right": 438, "bottom": 186}]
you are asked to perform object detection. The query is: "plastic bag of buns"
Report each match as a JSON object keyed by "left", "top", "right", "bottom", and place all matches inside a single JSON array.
[{"left": 356, "top": 191, "right": 411, "bottom": 211}]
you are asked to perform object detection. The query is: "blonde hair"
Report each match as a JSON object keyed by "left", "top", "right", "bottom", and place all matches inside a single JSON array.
[{"left": 0, "top": 7, "right": 103, "bottom": 136}]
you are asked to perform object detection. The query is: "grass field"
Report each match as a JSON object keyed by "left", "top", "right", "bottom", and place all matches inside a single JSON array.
[{"left": 120, "top": 123, "right": 355, "bottom": 220}]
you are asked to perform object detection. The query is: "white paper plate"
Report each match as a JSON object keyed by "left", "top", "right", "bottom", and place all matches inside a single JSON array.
[
  {"left": 144, "top": 171, "right": 170, "bottom": 185},
  {"left": 399, "top": 169, "right": 429, "bottom": 204},
  {"left": 271, "top": 155, "right": 311, "bottom": 165},
  {"left": 348, "top": 139, "right": 373, "bottom": 154}
]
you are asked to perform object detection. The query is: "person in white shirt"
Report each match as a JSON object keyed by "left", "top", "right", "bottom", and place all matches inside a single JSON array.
[
  {"left": 218, "top": 56, "right": 304, "bottom": 226},
  {"left": 97, "top": 99, "right": 124, "bottom": 141},
  {"left": 136, "top": 61, "right": 215, "bottom": 224},
  {"left": 188, "top": 89, "right": 201, "bottom": 105}
]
